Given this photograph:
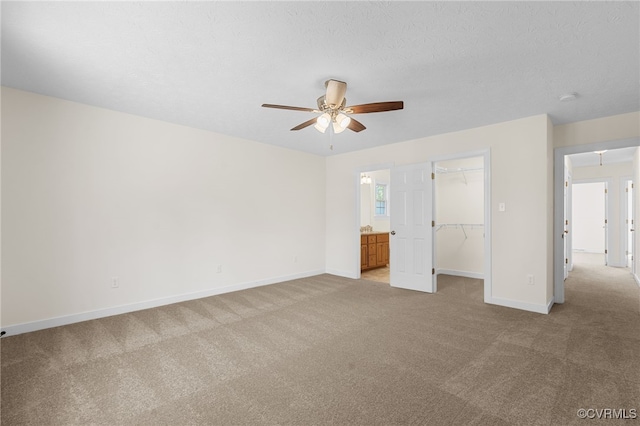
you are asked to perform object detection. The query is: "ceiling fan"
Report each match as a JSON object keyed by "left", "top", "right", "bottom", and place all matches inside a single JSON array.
[{"left": 262, "top": 79, "right": 404, "bottom": 134}]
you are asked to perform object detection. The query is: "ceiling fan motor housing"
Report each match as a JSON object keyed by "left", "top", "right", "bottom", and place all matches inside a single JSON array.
[
  {"left": 317, "top": 96, "right": 347, "bottom": 122},
  {"left": 324, "top": 80, "right": 347, "bottom": 108}
]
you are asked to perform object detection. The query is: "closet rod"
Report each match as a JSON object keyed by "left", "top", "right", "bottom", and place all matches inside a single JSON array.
[
  {"left": 434, "top": 166, "right": 483, "bottom": 174},
  {"left": 434, "top": 166, "right": 482, "bottom": 185},
  {"left": 435, "top": 223, "right": 484, "bottom": 239}
]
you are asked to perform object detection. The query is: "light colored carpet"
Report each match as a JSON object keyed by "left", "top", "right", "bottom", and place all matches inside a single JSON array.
[{"left": 2, "top": 266, "right": 639, "bottom": 425}]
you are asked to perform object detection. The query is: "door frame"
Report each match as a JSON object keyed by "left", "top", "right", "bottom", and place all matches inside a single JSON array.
[
  {"left": 622, "top": 177, "right": 635, "bottom": 270},
  {"left": 553, "top": 137, "right": 639, "bottom": 304},
  {"left": 354, "top": 162, "right": 395, "bottom": 279},
  {"left": 429, "top": 149, "right": 492, "bottom": 301},
  {"left": 620, "top": 176, "right": 636, "bottom": 275},
  {"left": 563, "top": 161, "right": 573, "bottom": 277},
  {"left": 353, "top": 150, "right": 491, "bottom": 302}
]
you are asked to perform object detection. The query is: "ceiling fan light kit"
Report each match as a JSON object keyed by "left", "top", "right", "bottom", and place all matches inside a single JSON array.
[
  {"left": 262, "top": 79, "right": 404, "bottom": 135},
  {"left": 314, "top": 112, "right": 331, "bottom": 133},
  {"left": 334, "top": 113, "right": 351, "bottom": 134}
]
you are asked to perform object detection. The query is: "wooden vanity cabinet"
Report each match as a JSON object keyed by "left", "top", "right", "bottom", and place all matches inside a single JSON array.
[
  {"left": 361, "top": 243, "right": 368, "bottom": 269},
  {"left": 361, "top": 233, "right": 390, "bottom": 271}
]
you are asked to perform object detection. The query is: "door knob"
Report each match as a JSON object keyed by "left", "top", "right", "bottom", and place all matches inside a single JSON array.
[{"left": 390, "top": 231, "right": 396, "bottom": 235}]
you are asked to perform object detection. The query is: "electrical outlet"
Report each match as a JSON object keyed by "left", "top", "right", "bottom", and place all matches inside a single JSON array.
[
  {"left": 111, "top": 277, "right": 119, "bottom": 288},
  {"left": 499, "top": 202, "right": 506, "bottom": 212},
  {"left": 527, "top": 274, "right": 534, "bottom": 285},
  {"left": 217, "top": 265, "right": 222, "bottom": 274},
  {"left": 293, "top": 256, "right": 298, "bottom": 263}
]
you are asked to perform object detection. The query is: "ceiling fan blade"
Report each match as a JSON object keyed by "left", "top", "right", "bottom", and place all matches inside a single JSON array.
[
  {"left": 347, "top": 117, "right": 366, "bottom": 132},
  {"left": 325, "top": 80, "right": 347, "bottom": 108},
  {"left": 345, "top": 101, "right": 404, "bottom": 114},
  {"left": 290, "top": 116, "right": 319, "bottom": 131},
  {"left": 262, "top": 104, "right": 317, "bottom": 113}
]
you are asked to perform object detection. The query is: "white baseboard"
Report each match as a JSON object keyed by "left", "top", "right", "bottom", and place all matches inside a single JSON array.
[
  {"left": 546, "top": 298, "right": 555, "bottom": 313},
  {"left": 486, "top": 296, "right": 552, "bottom": 315},
  {"left": 1, "top": 269, "right": 326, "bottom": 337},
  {"left": 325, "top": 268, "right": 359, "bottom": 280},
  {"left": 436, "top": 269, "right": 484, "bottom": 280},
  {"left": 634, "top": 273, "right": 640, "bottom": 287}
]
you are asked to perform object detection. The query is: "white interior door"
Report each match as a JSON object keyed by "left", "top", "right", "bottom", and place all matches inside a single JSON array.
[{"left": 389, "top": 162, "right": 434, "bottom": 292}]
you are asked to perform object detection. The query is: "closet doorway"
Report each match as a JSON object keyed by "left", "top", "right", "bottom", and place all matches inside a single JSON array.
[
  {"left": 356, "top": 152, "right": 492, "bottom": 302},
  {"left": 434, "top": 155, "right": 486, "bottom": 291}
]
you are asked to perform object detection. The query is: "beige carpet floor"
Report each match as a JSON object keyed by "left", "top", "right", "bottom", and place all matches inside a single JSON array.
[{"left": 1, "top": 264, "right": 639, "bottom": 425}]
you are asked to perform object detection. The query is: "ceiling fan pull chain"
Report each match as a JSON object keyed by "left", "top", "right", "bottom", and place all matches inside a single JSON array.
[{"left": 329, "top": 122, "right": 334, "bottom": 150}]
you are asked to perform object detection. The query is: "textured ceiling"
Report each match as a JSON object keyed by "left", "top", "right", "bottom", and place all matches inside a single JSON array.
[{"left": 2, "top": 1, "right": 639, "bottom": 156}]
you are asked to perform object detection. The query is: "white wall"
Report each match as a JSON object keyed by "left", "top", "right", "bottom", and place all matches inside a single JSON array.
[
  {"left": 572, "top": 182, "right": 606, "bottom": 254},
  {"left": 360, "top": 169, "right": 390, "bottom": 232},
  {"left": 326, "top": 114, "right": 554, "bottom": 313},
  {"left": 1, "top": 87, "right": 326, "bottom": 330},
  {"left": 435, "top": 156, "right": 484, "bottom": 276},
  {"left": 572, "top": 162, "right": 633, "bottom": 266},
  {"left": 554, "top": 112, "right": 640, "bottom": 148},
  {"left": 3, "top": 88, "right": 636, "bottom": 331}
]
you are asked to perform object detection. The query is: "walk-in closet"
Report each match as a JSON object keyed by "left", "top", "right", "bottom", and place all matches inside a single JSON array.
[{"left": 434, "top": 156, "right": 485, "bottom": 279}]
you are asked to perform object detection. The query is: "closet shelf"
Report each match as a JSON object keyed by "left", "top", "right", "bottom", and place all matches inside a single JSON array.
[
  {"left": 435, "top": 223, "right": 484, "bottom": 239},
  {"left": 434, "top": 166, "right": 483, "bottom": 185},
  {"left": 434, "top": 166, "right": 483, "bottom": 174}
]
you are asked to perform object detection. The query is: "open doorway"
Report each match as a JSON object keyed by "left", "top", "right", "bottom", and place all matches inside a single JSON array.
[
  {"left": 555, "top": 142, "right": 639, "bottom": 304},
  {"left": 571, "top": 181, "right": 607, "bottom": 266},
  {"left": 359, "top": 169, "right": 391, "bottom": 283},
  {"left": 355, "top": 151, "right": 492, "bottom": 301},
  {"left": 434, "top": 156, "right": 485, "bottom": 283}
]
